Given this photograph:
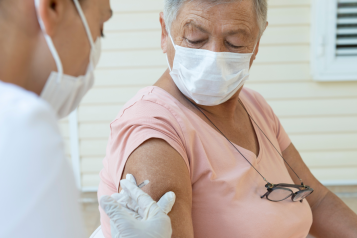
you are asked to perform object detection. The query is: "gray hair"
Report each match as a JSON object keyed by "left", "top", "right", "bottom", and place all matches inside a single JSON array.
[{"left": 164, "top": 0, "right": 268, "bottom": 37}]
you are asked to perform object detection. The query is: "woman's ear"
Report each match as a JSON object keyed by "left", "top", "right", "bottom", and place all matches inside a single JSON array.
[
  {"left": 37, "top": 0, "right": 66, "bottom": 37},
  {"left": 159, "top": 12, "right": 168, "bottom": 53}
]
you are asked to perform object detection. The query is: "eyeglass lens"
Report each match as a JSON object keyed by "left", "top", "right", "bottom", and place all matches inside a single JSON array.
[
  {"left": 292, "top": 190, "right": 313, "bottom": 202},
  {"left": 267, "top": 188, "right": 292, "bottom": 201}
]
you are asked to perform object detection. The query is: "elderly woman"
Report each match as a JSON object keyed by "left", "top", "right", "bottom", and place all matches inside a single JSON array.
[{"left": 98, "top": 0, "right": 357, "bottom": 237}]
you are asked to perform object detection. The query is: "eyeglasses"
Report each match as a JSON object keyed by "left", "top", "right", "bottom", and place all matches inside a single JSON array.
[
  {"left": 261, "top": 183, "right": 314, "bottom": 202},
  {"left": 188, "top": 98, "right": 314, "bottom": 203}
]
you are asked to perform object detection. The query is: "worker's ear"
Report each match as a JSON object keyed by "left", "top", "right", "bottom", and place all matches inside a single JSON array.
[{"left": 37, "top": 0, "right": 66, "bottom": 37}]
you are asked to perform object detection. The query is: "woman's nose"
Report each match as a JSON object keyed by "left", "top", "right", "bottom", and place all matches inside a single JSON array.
[{"left": 206, "top": 41, "right": 228, "bottom": 53}]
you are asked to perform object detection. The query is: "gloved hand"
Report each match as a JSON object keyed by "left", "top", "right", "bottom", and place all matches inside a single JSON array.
[{"left": 100, "top": 175, "right": 176, "bottom": 238}]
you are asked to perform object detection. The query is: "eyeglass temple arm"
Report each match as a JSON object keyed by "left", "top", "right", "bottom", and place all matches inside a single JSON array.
[
  {"left": 261, "top": 191, "right": 269, "bottom": 199},
  {"left": 274, "top": 183, "right": 307, "bottom": 189}
]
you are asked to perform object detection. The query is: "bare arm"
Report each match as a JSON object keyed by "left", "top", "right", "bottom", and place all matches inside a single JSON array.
[
  {"left": 121, "top": 139, "right": 194, "bottom": 238},
  {"left": 282, "top": 143, "right": 357, "bottom": 237}
]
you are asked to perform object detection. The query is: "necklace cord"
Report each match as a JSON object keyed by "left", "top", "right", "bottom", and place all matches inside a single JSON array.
[
  {"left": 236, "top": 99, "right": 303, "bottom": 183},
  {"left": 186, "top": 97, "right": 303, "bottom": 184},
  {"left": 187, "top": 99, "right": 268, "bottom": 183}
]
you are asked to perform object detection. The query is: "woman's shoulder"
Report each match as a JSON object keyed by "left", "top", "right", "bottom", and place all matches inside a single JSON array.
[
  {"left": 242, "top": 87, "right": 269, "bottom": 106},
  {"left": 241, "top": 86, "right": 275, "bottom": 118},
  {"left": 115, "top": 86, "right": 186, "bottom": 122}
]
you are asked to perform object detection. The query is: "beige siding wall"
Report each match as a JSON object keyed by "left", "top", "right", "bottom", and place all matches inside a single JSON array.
[{"left": 59, "top": 0, "right": 357, "bottom": 189}]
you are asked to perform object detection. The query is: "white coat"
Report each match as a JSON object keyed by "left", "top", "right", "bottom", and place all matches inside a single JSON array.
[{"left": 0, "top": 81, "right": 86, "bottom": 238}]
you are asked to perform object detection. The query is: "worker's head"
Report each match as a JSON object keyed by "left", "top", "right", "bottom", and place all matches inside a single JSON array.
[{"left": 0, "top": 0, "right": 112, "bottom": 116}]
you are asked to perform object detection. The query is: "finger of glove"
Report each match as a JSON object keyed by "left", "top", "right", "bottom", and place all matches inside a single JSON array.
[
  {"left": 106, "top": 194, "right": 142, "bottom": 221},
  {"left": 111, "top": 193, "right": 123, "bottom": 201},
  {"left": 120, "top": 179, "right": 160, "bottom": 219},
  {"left": 157, "top": 191, "right": 176, "bottom": 215},
  {"left": 112, "top": 193, "right": 141, "bottom": 216},
  {"left": 99, "top": 195, "right": 133, "bottom": 226},
  {"left": 111, "top": 174, "right": 136, "bottom": 201},
  {"left": 126, "top": 174, "right": 137, "bottom": 185}
]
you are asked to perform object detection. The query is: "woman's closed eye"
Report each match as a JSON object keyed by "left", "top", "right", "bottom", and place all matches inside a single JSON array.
[
  {"left": 225, "top": 41, "right": 243, "bottom": 49},
  {"left": 185, "top": 38, "right": 206, "bottom": 46}
]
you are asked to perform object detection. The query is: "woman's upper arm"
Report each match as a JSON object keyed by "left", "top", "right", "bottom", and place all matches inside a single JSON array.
[
  {"left": 282, "top": 143, "right": 329, "bottom": 208},
  {"left": 122, "top": 138, "right": 194, "bottom": 238}
]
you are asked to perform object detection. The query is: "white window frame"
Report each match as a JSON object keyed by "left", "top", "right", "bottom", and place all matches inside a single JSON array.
[{"left": 311, "top": 0, "right": 357, "bottom": 81}]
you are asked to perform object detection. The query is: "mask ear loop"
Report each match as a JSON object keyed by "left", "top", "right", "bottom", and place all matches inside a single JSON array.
[
  {"left": 73, "top": 0, "right": 95, "bottom": 49},
  {"left": 166, "top": 31, "right": 176, "bottom": 72},
  {"left": 73, "top": 0, "right": 96, "bottom": 72},
  {"left": 34, "top": 0, "right": 63, "bottom": 83}
]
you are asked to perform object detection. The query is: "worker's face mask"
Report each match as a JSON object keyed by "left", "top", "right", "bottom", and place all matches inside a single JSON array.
[
  {"left": 167, "top": 33, "right": 256, "bottom": 106},
  {"left": 35, "top": 0, "right": 102, "bottom": 119}
]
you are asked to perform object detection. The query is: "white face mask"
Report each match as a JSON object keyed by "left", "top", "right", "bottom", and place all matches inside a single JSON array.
[
  {"left": 167, "top": 33, "right": 256, "bottom": 106},
  {"left": 35, "top": 0, "right": 102, "bottom": 119}
]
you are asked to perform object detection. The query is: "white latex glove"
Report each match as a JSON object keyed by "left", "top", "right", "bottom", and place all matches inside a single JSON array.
[{"left": 100, "top": 175, "right": 176, "bottom": 238}]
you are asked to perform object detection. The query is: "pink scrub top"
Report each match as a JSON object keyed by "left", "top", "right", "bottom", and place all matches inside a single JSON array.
[{"left": 98, "top": 86, "right": 313, "bottom": 238}]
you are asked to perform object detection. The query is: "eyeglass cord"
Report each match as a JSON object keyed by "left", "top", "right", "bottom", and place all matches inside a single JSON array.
[
  {"left": 236, "top": 99, "right": 303, "bottom": 184},
  {"left": 187, "top": 97, "right": 303, "bottom": 185}
]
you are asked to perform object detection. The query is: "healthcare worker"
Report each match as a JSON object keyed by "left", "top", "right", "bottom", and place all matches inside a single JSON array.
[{"left": 0, "top": 0, "right": 174, "bottom": 237}]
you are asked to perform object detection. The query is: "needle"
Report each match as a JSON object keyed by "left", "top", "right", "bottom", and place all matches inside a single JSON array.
[{"left": 138, "top": 180, "right": 149, "bottom": 189}]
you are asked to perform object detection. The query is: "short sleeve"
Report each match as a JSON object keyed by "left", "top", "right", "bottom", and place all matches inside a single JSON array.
[{"left": 105, "top": 99, "right": 190, "bottom": 191}]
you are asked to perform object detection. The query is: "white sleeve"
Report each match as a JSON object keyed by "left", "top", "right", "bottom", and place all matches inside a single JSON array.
[{"left": 0, "top": 101, "right": 86, "bottom": 238}]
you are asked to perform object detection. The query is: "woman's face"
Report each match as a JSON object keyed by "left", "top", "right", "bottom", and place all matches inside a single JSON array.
[
  {"left": 162, "top": 0, "right": 261, "bottom": 67},
  {"left": 47, "top": 0, "right": 112, "bottom": 77}
]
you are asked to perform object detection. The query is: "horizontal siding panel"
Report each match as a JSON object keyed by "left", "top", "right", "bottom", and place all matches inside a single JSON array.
[
  {"left": 281, "top": 116, "right": 357, "bottom": 134},
  {"left": 105, "top": 13, "right": 160, "bottom": 32},
  {"left": 246, "top": 82, "right": 357, "bottom": 100},
  {"left": 78, "top": 105, "right": 123, "bottom": 122},
  {"left": 249, "top": 63, "right": 311, "bottom": 82},
  {"left": 81, "top": 86, "right": 142, "bottom": 104},
  {"left": 311, "top": 167, "right": 357, "bottom": 181},
  {"left": 270, "top": 98, "right": 357, "bottom": 117},
  {"left": 80, "top": 123, "right": 111, "bottom": 139},
  {"left": 98, "top": 50, "right": 165, "bottom": 68},
  {"left": 255, "top": 45, "right": 309, "bottom": 63},
  {"left": 261, "top": 26, "right": 310, "bottom": 45},
  {"left": 290, "top": 133, "right": 357, "bottom": 152},
  {"left": 301, "top": 151, "right": 357, "bottom": 168},
  {"left": 82, "top": 157, "right": 104, "bottom": 173},
  {"left": 111, "top": 0, "right": 164, "bottom": 12},
  {"left": 102, "top": 31, "right": 161, "bottom": 50},
  {"left": 82, "top": 174, "right": 101, "bottom": 188},
  {"left": 269, "top": 0, "right": 311, "bottom": 6},
  {"left": 97, "top": 45, "right": 309, "bottom": 68},
  {"left": 94, "top": 68, "right": 165, "bottom": 86},
  {"left": 268, "top": 7, "right": 310, "bottom": 26},
  {"left": 80, "top": 140, "right": 108, "bottom": 156}
]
